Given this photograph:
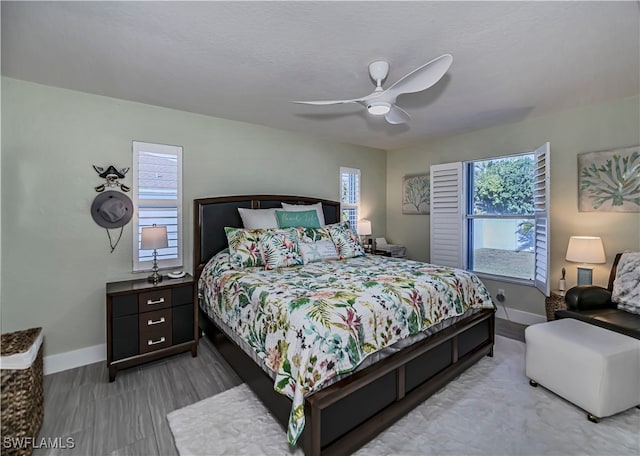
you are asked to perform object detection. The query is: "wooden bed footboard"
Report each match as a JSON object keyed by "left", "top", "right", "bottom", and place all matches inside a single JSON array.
[{"left": 200, "top": 307, "right": 495, "bottom": 455}]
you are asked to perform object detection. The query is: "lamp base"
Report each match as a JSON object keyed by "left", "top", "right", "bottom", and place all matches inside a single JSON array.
[
  {"left": 148, "top": 250, "right": 162, "bottom": 284},
  {"left": 147, "top": 272, "right": 163, "bottom": 284},
  {"left": 360, "top": 236, "right": 373, "bottom": 253},
  {"left": 577, "top": 266, "right": 593, "bottom": 286}
]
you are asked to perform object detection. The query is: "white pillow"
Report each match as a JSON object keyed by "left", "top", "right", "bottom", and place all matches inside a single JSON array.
[
  {"left": 281, "top": 202, "right": 326, "bottom": 226},
  {"left": 237, "top": 208, "right": 278, "bottom": 229},
  {"left": 299, "top": 240, "right": 339, "bottom": 264}
]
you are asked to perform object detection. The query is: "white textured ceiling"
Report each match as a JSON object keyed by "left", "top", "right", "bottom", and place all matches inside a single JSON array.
[{"left": 2, "top": 1, "right": 639, "bottom": 150}]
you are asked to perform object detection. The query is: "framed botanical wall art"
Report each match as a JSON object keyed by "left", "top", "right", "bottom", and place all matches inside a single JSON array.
[
  {"left": 578, "top": 146, "right": 640, "bottom": 212},
  {"left": 402, "top": 174, "right": 430, "bottom": 214}
]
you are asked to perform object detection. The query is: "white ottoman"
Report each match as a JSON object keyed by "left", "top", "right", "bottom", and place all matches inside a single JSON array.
[{"left": 525, "top": 318, "right": 640, "bottom": 421}]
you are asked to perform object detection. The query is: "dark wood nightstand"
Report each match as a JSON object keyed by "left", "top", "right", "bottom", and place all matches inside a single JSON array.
[{"left": 106, "top": 274, "right": 197, "bottom": 381}]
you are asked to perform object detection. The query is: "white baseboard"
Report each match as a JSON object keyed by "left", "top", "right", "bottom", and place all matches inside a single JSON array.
[
  {"left": 43, "top": 343, "right": 106, "bottom": 375},
  {"left": 495, "top": 305, "right": 546, "bottom": 326}
]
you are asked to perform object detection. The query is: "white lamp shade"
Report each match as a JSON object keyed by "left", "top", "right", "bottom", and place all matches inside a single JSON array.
[
  {"left": 357, "top": 219, "right": 372, "bottom": 236},
  {"left": 565, "top": 236, "right": 605, "bottom": 264},
  {"left": 141, "top": 225, "right": 168, "bottom": 250}
]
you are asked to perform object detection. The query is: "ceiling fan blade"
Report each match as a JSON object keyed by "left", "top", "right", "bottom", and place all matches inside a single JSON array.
[
  {"left": 385, "top": 105, "right": 411, "bottom": 124},
  {"left": 293, "top": 98, "right": 362, "bottom": 106},
  {"left": 385, "top": 54, "right": 453, "bottom": 97}
]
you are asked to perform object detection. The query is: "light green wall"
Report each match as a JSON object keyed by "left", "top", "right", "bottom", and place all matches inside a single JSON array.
[
  {"left": 2, "top": 75, "right": 637, "bottom": 354},
  {"left": 0, "top": 77, "right": 387, "bottom": 356},
  {"left": 0, "top": 80, "right": 2, "bottom": 311},
  {"left": 387, "top": 95, "right": 640, "bottom": 317}
]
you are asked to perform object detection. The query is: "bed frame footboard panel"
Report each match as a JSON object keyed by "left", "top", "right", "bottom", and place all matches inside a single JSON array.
[
  {"left": 305, "top": 308, "right": 494, "bottom": 455},
  {"left": 201, "top": 307, "right": 494, "bottom": 456}
]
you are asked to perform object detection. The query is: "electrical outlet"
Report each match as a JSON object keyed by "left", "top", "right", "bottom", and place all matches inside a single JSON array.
[
  {"left": 496, "top": 288, "right": 505, "bottom": 302},
  {"left": 498, "top": 288, "right": 505, "bottom": 296}
]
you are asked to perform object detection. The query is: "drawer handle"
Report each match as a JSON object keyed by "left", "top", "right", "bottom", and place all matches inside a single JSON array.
[
  {"left": 147, "top": 317, "right": 165, "bottom": 326},
  {"left": 148, "top": 337, "right": 166, "bottom": 346},
  {"left": 146, "top": 297, "right": 165, "bottom": 305}
]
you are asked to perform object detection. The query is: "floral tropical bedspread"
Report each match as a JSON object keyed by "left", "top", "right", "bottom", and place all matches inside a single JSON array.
[{"left": 199, "top": 252, "right": 495, "bottom": 445}]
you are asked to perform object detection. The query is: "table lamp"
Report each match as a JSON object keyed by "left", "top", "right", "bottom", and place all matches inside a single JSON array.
[
  {"left": 141, "top": 224, "right": 168, "bottom": 284},
  {"left": 565, "top": 236, "right": 605, "bottom": 286},
  {"left": 357, "top": 219, "right": 373, "bottom": 252}
]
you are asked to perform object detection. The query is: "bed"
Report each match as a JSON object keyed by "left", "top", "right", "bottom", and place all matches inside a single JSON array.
[{"left": 194, "top": 195, "right": 496, "bottom": 455}]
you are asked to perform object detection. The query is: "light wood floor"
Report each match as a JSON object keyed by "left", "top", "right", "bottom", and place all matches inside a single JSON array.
[
  {"left": 34, "top": 319, "right": 525, "bottom": 456},
  {"left": 34, "top": 336, "right": 241, "bottom": 456}
]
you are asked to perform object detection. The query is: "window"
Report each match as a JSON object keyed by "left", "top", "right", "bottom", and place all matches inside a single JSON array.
[
  {"left": 340, "top": 167, "right": 360, "bottom": 230},
  {"left": 430, "top": 143, "right": 550, "bottom": 295},
  {"left": 467, "top": 154, "right": 535, "bottom": 280},
  {"left": 132, "top": 141, "right": 183, "bottom": 272}
]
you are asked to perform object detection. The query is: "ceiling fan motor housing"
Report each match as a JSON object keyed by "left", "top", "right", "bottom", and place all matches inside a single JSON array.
[{"left": 368, "top": 60, "right": 390, "bottom": 85}]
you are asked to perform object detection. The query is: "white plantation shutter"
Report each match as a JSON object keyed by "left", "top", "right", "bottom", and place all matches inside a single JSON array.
[
  {"left": 340, "top": 167, "right": 360, "bottom": 230},
  {"left": 132, "top": 141, "right": 183, "bottom": 272},
  {"left": 533, "top": 142, "right": 551, "bottom": 296},
  {"left": 430, "top": 162, "right": 464, "bottom": 268}
]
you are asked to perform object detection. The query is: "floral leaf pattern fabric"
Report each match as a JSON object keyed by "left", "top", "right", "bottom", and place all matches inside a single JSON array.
[
  {"left": 258, "top": 228, "right": 304, "bottom": 270},
  {"left": 199, "top": 253, "right": 495, "bottom": 446},
  {"left": 295, "top": 227, "right": 333, "bottom": 243},
  {"left": 224, "top": 227, "right": 267, "bottom": 269},
  {"left": 325, "top": 222, "right": 366, "bottom": 259}
]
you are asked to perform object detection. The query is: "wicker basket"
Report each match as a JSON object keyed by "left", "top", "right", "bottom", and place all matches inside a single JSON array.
[{"left": 1, "top": 328, "right": 44, "bottom": 456}]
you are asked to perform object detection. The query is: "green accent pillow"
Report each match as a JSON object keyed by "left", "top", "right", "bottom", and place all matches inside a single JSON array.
[{"left": 275, "top": 210, "right": 321, "bottom": 229}]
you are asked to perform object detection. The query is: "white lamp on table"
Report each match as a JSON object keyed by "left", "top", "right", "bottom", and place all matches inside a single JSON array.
[
  {"left": 565, "top": 236, "right": 606, "bottom": 286},
  {"left": 357, "top": 219, "right": 373, "bottom": 252},
  {"left": 141, "top": 225, "right": 168, "bottom": 284}
]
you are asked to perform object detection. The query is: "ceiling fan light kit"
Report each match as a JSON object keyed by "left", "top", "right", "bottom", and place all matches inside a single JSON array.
[
  {"left": 294, "top": 54, "right": 453, "bottom": 125},
  {"left": 367, "top": 102, "right": 391, "bottom": 115}
]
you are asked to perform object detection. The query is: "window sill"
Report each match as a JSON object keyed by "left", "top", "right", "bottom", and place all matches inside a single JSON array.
[{"left": 472, "top": 271, "right": 534, "bottom": 287}]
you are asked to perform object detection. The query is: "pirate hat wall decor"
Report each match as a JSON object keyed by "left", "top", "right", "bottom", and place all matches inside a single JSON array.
[
  {"left": 93, "top": 165, "right": 131, "bottom": 193},
  {"left": 91, "top": 191, "right": 134, "bottom": 252}
]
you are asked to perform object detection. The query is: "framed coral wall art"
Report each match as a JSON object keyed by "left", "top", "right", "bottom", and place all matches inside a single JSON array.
[
  {"left": 402, "top": 174, "right": 430, "bottom": 214},
  {"left": 578, "top": 146, "right": 640, "bottom": 212}
]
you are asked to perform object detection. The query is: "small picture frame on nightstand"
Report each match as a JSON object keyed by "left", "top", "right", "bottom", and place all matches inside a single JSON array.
[{"left": 577, "top": 267, "right": 593, "bottom": 286}]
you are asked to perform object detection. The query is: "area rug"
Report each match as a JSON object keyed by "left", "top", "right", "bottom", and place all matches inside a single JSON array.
[{"left": 167, "top": 336, "right": 639, "bottom": 455}]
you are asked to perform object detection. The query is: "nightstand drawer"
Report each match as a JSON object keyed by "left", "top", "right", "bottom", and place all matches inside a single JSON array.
[
  {"left": 139, "top": 322, "right": 172, "bottom": 354},
  {"left": 138, "top": 289, "right": 171, "bottom": 313},
  {"left": 140, "top": 308, "right": 172, "bottom": 331}
]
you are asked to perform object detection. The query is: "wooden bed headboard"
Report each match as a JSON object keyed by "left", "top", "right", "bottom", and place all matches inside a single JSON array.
[{"left": 193, "top": 195, "right": 341, "bottom": 282}]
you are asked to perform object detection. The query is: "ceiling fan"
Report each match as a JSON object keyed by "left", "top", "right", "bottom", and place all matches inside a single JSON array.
[{"left": 294, "top": 54, "right": 453, "bottom": 125}]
